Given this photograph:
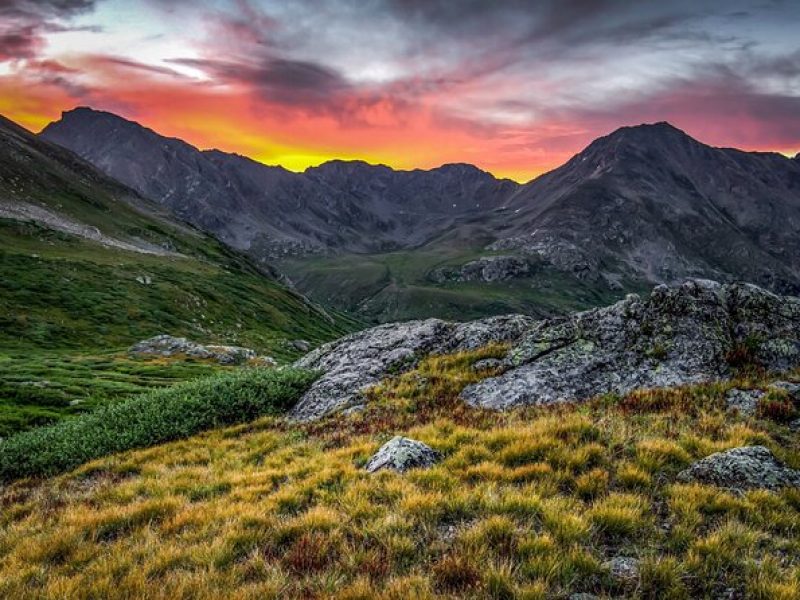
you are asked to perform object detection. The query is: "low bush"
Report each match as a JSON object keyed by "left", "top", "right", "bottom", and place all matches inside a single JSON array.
[
  {"left": 0, "top": 367, "right": 316, "bottom": 481},
  {"left": 757, "top": 390, "right": 797, "bottom": 423}
]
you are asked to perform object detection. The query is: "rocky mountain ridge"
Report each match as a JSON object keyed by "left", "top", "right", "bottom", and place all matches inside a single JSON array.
[{"left": 41, "top": 107, "right": 516, "bottom": 259}]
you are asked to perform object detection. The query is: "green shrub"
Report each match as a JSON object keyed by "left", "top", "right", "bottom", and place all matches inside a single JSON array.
[{"left": 0, "top": 367, "right": 317, "bottom": 481}]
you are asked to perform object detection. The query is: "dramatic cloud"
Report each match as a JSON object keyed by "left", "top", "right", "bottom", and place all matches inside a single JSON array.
[{"left": 1, "top": 0, "right": 799, "bottom": 179}]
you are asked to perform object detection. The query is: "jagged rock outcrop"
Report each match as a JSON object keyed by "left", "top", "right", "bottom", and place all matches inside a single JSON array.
[
  {"left": 771, "top": 381, "right": 800, "bottom": 398},
  {"left": 289, "top": 280, "right": 799, "bottom": 420},
  {"left": 365, "top": 436, "right": 441, "bottom": 473},
  {"left": 289, "top": 315, "right": 534, "bottom": 420},
  {"left": 129, "top": 335, "right": 276, "bottom": 366},
  {"left": 677, "top": 446, "right": 800, "bottom": 491},
  {"left": 430, "top": 255, "right": 535, "bottom": 283},
  {"left": 461, "top": 280, "right": 800, "bottom": 410}
]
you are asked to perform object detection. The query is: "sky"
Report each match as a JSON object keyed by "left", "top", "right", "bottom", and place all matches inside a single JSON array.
[{"left": 1, "top": 0, "right": 799, "bottom": 182}]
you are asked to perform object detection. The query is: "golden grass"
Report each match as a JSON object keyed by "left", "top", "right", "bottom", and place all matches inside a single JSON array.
[{"left": 0, "top": 349, "right": 798, "bottom": 599}]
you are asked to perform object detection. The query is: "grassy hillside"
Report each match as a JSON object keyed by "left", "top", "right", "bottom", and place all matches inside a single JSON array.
[
  {"left": 0, "top": 219, "right": 350, "bottom": 353},
  {"left": 0, "top": 114, "right": 357, "bottom": 435},
  {"left": 1, "top": 348, "right": 797, "bottom": 599},
  {"left": 279, "top": 246, "right": 638, "bottom": 323},
  {"left": 0, "top": 352, "right": 226, "bottom": 437}
]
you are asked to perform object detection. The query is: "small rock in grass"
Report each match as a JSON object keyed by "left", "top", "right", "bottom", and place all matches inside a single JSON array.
[
  {"left": 569, "top": 594, "right": 600, "bottom": 600},
  {"left": 677, "top": 446, "right": 800, "bottom": 491},
  {"left": 365, "top": 436, "right": 441, "bottom": 473},
  {"left": 790, "top": 418, "right": 800, "bottom": 432},
  {"left": 251, "top": 355, "right": 277, "bottom": 367},
  {"left": 725, "top": 388, "right": 763, "bottom": 416},
  {"left": 603, "top": 556, "right": 640, "bottom": 584},
  {"left": 472, "top": 358, "right": 504, "bottom": 372},
  {"left": 291, "top": 339, "right": 311, "bottom": 353}
]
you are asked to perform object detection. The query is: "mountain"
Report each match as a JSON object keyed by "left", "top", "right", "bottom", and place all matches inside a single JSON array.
[
  {"left": 493, "top": 122, "right": 800, "bottom": 293},
  {"left": 41, "top": 107, "right": 517, "bottom": 259},
  {"left": 40, "top": 109, "right": 800, "bottom": 321},
  {"left": 0, "top": 112, "right": 352, "bottom": 354}
]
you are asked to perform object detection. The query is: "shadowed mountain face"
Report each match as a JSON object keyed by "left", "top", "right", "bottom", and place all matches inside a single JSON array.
[
  {"left": 0, "top": 112, "right": 351, "bottom": 352},
  {"left": 40, "top": 109, "right": 800, "bottom": 320},
  {"left": 496, "top": 122, "right": 800, "bottom": 293},
  {"left": 41, "top": 108, "right": 517, "bottom": 259}
]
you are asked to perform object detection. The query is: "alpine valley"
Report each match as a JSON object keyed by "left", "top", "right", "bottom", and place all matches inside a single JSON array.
[
  {"left": 41, "top": 108, "right": 800, "bottom": 322},
  {"left": 2, "top": 104, "right": 800, "bottom": 600}
]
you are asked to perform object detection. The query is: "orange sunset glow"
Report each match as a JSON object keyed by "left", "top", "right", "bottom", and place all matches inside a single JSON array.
[{"left": 2, "top": 1, "right": 799, "bottom": 181}]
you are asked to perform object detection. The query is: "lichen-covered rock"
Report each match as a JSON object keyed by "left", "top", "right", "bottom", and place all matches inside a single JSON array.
[
  {"left": 129, "top": 334, "right": 270, "bottom": 366},
  {"left": 289, "top": 280, "right": 800, "bottom": 420},
  {"left": 603, "top": 556, "right": 640, "bottom": 584},
  {"left": 676, "top": 446, "right": 800, "bottom": 491},
  {"left": 461, "top": 280, "right": 800, "bottom": 410},
  {"left": 430, "top": 255, "right": 534, "bottom": 283},
  {"left": 365, "top": 436, "right": 441, "bottom": 473},
  {"left": 725, "top": 388, "right": 764, "bottom": 416},
  {"left": 289, "top": 315, "right": 534, "bottom": 420}
]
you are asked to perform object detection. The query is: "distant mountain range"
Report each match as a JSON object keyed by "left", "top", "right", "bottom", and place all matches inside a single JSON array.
[
  {"left": 41, "top": 108, "right": 517, "bottom": 257},
  {"left": 39, "top": 107, "right": 800, "bottom": 320}
]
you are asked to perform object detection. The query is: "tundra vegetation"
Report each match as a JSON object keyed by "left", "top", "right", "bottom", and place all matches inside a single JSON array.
[{"left": 1, "top": 346, "right": 798, "bottom": 599}]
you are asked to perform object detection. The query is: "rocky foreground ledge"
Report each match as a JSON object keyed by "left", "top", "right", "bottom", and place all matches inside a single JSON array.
[{"left": 291, "top": 280, "right": 800, "bottom": 421}]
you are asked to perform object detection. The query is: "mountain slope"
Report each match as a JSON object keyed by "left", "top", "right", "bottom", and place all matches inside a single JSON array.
[
  {"left": 0, "top": 113, "right": 352, "bottom": 354},
  {"left": 494, "top": 122, "right": 800, "bottom": 292},
  {"left": 40, "top": 110, "right": 800, "bottom": 319}
]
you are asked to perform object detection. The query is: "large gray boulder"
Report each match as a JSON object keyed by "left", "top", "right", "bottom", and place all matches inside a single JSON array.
[
  {"left": 461, "top": 280, "right": 800, "bottom": 410},
  {"left": 365, "top": 436, "right": 441, "bottom": 473},
  {"left": 129, "top": 334, "right": 274, "bottom": 366},
  {"left": 288, "top": 280, "right": 800, "bottom": 420},
  {"left": 289, "top": 315, "right": 534, "bottom": 420},
  {"left": 677, "top": 446, "right": 800, "bottom": 491}
]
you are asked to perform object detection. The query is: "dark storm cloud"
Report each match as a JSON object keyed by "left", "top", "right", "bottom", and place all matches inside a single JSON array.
[
  {"left": 0, "top": 0, "right": 97, "bottom": 62},
  {"left": 251, "top": 58, "right": 350, "bottom": 101},
  {"left": 171, "top": 56, "right": 351, "bottom": 105},
  {"left": 0, "top": 0, "right": 95, "bottom": 20},
  {"left": 0, "top": 25, "right": 40, "bottom": 60}
]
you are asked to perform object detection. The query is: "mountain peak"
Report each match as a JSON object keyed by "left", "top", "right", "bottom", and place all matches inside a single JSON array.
[
  {"left": 606, "top": 121, "right": 690, "bottom": 142},
  {"left": 569, "top": 121, "right": 701, "bottom": 167},
  {"left": 58, "top": 106, "right": 132, "bottom": 125},
  {"left": 305, "top": 159, "right": 394, "bottom": 177},
  {"left": 430, "top": 162, "right": 491, "bottom": 177}
]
